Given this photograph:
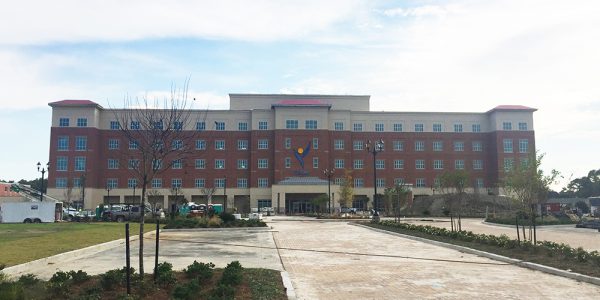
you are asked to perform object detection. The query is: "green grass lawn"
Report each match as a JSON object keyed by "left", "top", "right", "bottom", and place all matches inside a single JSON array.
[{"left": 0, "top": 222, "right": 155, "bottom": 267}]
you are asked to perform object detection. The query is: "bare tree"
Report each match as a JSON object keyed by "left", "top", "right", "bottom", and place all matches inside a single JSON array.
[
  {"left": 200, "top": 187, "right": 217, "bottom": 216},
  {"left": 338, "top": 169, "right": 354, "bottom": 211},
  {"left": 439, "top": 170, "right": 470, "bottom": 231},
  {"left": 111, "top": 82, "right": 201, "bottom": 276}
]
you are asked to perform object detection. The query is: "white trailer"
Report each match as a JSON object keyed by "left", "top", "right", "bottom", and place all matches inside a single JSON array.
[{"left": 0, "top": 201, "right": 63, "bottom": 223}]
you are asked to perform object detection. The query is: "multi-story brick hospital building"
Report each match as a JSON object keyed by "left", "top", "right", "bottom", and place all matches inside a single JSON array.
[{"left": 46, "top": 94, "right": 536, "bottom": 213}]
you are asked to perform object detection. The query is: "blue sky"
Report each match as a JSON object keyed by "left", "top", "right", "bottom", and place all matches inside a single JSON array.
[{"left": 1, "top": 0, "right": 599, "bottom": 190}]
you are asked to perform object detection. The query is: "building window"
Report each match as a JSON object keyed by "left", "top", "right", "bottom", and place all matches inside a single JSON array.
[
  {"left": 129, "top": 121, "right": 140, "bottom": 130},
  {"left": 305, "top": 120, "right": 318, "bottom": 130},
  {"left": 215, "top": 122, "right": 225, "bottom": 131},
  {"left": 108, "top": 159, "right": 119, "bottom": 169},
  {"left": 503, "top": 122, "right": 512, "bottom": 131},
  {"left": 475, "top": 178, "right": 484, "bottom": 188},
  {"left": 172, "top": 159, "right": 182, "bottom": 169},
  {"left": 285, "top": 138, "right": 291, "bottom": 149},
  {"left": 433, "top": 141, "right": 443, "bottom": 151},
  {"left": 416, "top": 178, "right": 426, "bottom": 188},
  {"left": 59, "top": 118, "right": 69, "bottom": 127},
  {"left": 127, "top": 178, "right": 137, "bottom": 188},
  {"left": 57, "top": 136, "right": 69, "bottom": 151},
  {"left": 472, "top": 141, "right": 482, "bottom": 152},
  {"left": 453, "top": 124, "right": 463, "bottom": 132},
  {"left": 433, "top": 160, "right": 444, "bottom": 170},
  {"left": 518, "top": 122, "right": 528, "bottom": 131},
  {"left": 152, "top": 159, "right": 162, "bottom": 170},
  {"left": 472, "top": 124, "right": 481, "bottom": 132},
  {"left": 455, "top": 160, "right": 465, "bottom": 170},
  {"left": 394, "top": 160, "right": 404, "bottom": 169},
  {"left": 75, "top": 157, "right": 86, "bottom": 171},
  {"left": 334, "top": 159, "right": 344, "bottom": 169},
  {"left": 196, "top": 159, "right": 207, "bottom": 169},
  {"left": 110, "top": 121, "right": 120, "bottom": 130},
  {"left": 433, "top": 123, "right": 442, "bottom": 132},
  {"left": 375, "top": 123, "right": 384, "bottom": 132},
  {"left": 258, "top": 178, "right": 269, "bottom": 188},
  {"left": 258, "top": 139, "right": 268, "bottom": 149},
  {"left": 237, "top": 159, "right": 248, "bottom": 169},
  {"left": 285, "top": 157, "right": 291, "bottom": 168},
  {"left": 313, "top": 157, "right": 319, "bottom": 168},
  {"left": 171, "top": 178, "right": 182, "bottom": 188},
  {"left": 394, "top": 178, "right": 405, "bottom": 186},
  {"left": 213, "top": 178, "right": 225, "bottom": 188},
  {"left": 353, "top": 123, "right": 363, "bottom": 132},
  {"left": 376, "top": 159, "right": 385, "bottom": 169},
  {"left": 215, "top": 140, "right": 225, "bottom": 150},
  {"left": 107, "top": 178, "right": 118, "bottom": 189},
  {"left": 334, "top": 178, "right": 344, "bottom": 185},
  {"left": 195, "top": 178, "right": 205, "bottom": 188},
  {"left": 520, "top": 158, "right": 529, "bottom": 168},
  {"left": 519, "top": 139, "right": 529, "bottom": 153},
  {"left": 414, "top": 123, "right": 424, "bottom": 132},
  {"left": 215, "top": 159, "right": 225, "bottom": 169},
  {"left": 393, "top": 123, "right": 403, "bottom": 132},
  {"left": 173, "top": 121, "right": 183, "bottom": 131},
  {"left": 75, "top": 136, "right": 87, "bottom": 151},
  {"left": 128, "top": 159, "right": 139, "bottom": 170},
  {"left": 258, "top": 121, "right": 268, "bottom": 130},
  {"left": 503, "top": 139, "right": 513, "bottom": 153},
  {"left": 238, "top": 140, "right": 248, "bottom": 150},
  {"left": 151, "top": 178, "right": 162, "bottom": 188},
  {"left": 196, "top": 140, "right": 206, "bottom": 150},
  {"left": 334, "top": 122, "right": 344, "bottom": 131},
  {"left": 258, "top": 199, "right": 272, "bottom": 209},
  {"left": 353, "top": 160, "right": 364, "bottom": 169},
  {"left": 504, "top": 158, "right": 514, "bottom": 171},
  {"left": 286, "top": 120, "right": 298, "bottom": 129},
  {"left": 416, "top": 160, "right": 425, "bottom": 170},
  {"left": 258, "top": 159, "right": 268, "bottom": 169},
  {"left": 196, "top": 121, "right": 206, "bottom": 131},
  {"left": 353, "top": 140, "right": 364, "bottom": 151},
  {"left": 56, "top": 157, "right": 68, "bottom": 171},
  {"left": 454, "top": 141, "right": 464, "bottom": 152},
  {"left": 129, "top": 140, "right": 138, "bottom": 150},
  {"left": 313, "top": 138, "right": 319, "bottom": 150},
  {"left": 77, "top": 118, "right": 87, "bottom": 127},
  {"left": 172, "top": 140, "right": 183, "bottom": 150},
  {"left": 376, "top": 178, "right": 385, "bottom": 188},
  {"left": 354, "top": 178, "right": 364, "bottom": 187},
  {"left": 473, "top": 160, "right": 483, "bottom": 170},
  {"left": 393, "top": 141, "right": 404, "bottom": 151},
  {"left": 415, "top": 141, "right": 425, "bottom": 151},
  {"left": 238, "top": 122, "right": 248, "bottom": 131},
  {"left": 108, "top": 139, "right": 119, "bottom": 150},
  {"left": 55, "top": 178, "right": 67, "bottom": 188},
  {"left": 73, "top": 178, "right": 82, "bottom": 188},
  {"left": 237, "top": 178, "right": 248, "bottom": 188},
  {"left": 334, "top": 140, "right": 344, "bottom": 150}
]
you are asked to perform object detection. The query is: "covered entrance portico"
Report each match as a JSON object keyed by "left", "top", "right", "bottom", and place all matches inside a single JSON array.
[{"left": 271, "top": 177, "right": 340, "bottom": 215}]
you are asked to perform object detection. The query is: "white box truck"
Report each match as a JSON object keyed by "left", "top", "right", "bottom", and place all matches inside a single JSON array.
[{"left": 0, "top": 201, "right": 63, "bottom": 223}]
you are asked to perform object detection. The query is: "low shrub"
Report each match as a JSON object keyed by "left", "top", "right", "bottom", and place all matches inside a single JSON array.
[
  {"left": 210, "top": 283, "right": 235, "bottom": 299},
  {"left": 164, "top": 216, "right": 266, "bottom": 229},
  {"left": 47, "top": 270, "right": 72, "bottom": 296},
  {"left": 172, "top": 278, "right": 201, "bottom": 300},
  {"left": 17, "top": 274, "right": 40, "bottom": 286},
  {"left": 69, "top": 270, "right": 91, "bottom": 283},
  {"left": 207, "top": 216, "right": 223, "bottom": 228},
  {"left": 184, "top": 261, "right": 215, "bottom": 280},
  {"left": 0, "top": 281, "right": 24, "bottom": 300},
  {"left": 219, "top": 212, "right": 236, "bottom": 223},
  {"left": 220, "top": 261, "right": 243, "bottom": 286},
  {"left": 156, "top": 262, "right": 176, "bottom": 286},
  {"left": 100, "top": 268, "right": 128, "bottom": 290}
]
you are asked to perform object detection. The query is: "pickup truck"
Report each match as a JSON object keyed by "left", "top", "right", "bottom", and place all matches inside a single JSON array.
[{"left": 102, "top": 205, "right": 153, "bottom": 222}]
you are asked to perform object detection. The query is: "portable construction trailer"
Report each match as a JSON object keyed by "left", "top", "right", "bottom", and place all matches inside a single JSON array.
[{"left": 0, "top": 201, "right": 63, "bottom": 223}]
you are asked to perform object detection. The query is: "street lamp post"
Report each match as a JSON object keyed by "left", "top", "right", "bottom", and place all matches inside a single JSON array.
[
  {"left": 322, "top": 168, "right": 335, "bottom": 214},
  {"left": 223, "top": 176, "right": 227, "bottom": 212},
  {"left": 365, "top": 139, "right": 384, "bottom": 218},
  {"left": 37, "top": 162, "right": 49, "bottom": 201},
  {"left": 106, "top": 187, "right": 111, "bottom": 204}
]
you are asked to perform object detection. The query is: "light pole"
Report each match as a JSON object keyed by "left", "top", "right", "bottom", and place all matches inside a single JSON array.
[
  {"left": 323, "top": 168, "right": 335, "bottom": 214},
  {"left": 37, "top": 162, "right": 49, "bottom": 201},
  {"left": 365, "top": 139, "right": 384, "bottom": 218},
  {"left": 106, "top": 186, "right": 111, "bottom": 204},
  {"left": 223, "top": 176, "right": 227, "bottom": 212}
]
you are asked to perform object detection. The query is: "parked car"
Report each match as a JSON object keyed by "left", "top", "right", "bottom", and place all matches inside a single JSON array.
[
  {"left": 102, "top": 205, "right": 153, "bottom": 222},
  {"left": 575, "top": 219, "right": 600, "bottom": 229},
  {"left": 340, "top": 207, "right": 357, "bottom": 214}
]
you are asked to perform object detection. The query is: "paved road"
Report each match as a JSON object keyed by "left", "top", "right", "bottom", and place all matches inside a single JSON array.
[
  {"left": 404, "top": 218, "right": 600, "bottom": 251},
  {"left": 269, "top": 218, "right": 600, "bottom": 300}
]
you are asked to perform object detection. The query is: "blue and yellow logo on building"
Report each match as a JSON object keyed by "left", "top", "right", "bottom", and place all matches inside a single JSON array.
[{"left": 293, "top": 141, "right": 312, "bottom": 169}]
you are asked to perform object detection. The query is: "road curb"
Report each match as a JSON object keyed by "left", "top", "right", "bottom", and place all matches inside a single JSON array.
[
  {"left": 280, "top": 271, "right": 297, "bottom": 300},
  {"left": 353, "top": 223, "right": 600, "bottom": 286},
  {"left": 161, "top": 226, "right": 271, "bottom": 232},
  {"left": 2, "top": 234, "right": 145, "bottom": 279}
]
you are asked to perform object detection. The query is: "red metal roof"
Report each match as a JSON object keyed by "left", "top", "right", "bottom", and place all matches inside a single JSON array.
[{"left": 48, "top": 100, "right": 102, "bottom": 108}]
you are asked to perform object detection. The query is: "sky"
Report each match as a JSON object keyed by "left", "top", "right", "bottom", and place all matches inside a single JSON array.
[{"left": 0, "top": 0, "right": 599, "bottom": 190}]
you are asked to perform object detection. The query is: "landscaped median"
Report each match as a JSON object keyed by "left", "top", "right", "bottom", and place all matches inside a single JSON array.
[
  {"left": 0, "top": 222, "right": 154, "bottom": 267},
  {"left": 365, "top": 220, "right": 600, "bottom": 278}
]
